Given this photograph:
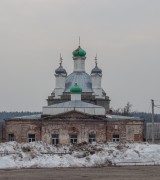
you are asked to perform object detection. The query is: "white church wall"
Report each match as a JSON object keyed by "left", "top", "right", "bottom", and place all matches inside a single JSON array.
[
  {"left": 43, "top": 107, "right": 74, "bottom": 115},
  {"left": 55, "top": 75, "right": 66, "bottom": 88},
  {"left": 91, "top": 74, "right": 101, "bottom": 88},
  {"left": 43, "top": 106, "right": 105, "bottom": 116},
  {"left": 54, "top": 75, "right": 66, "bottom": 98},
  {"left": 71, "top": 94, "right": 81, "bottom": 101},
  {"left": 93, "top": 88, "right": 105, "bottom": 99},
  {"left": 94, "top": 108, "right": 105, "bottom": 115},
  {"left": 74, "top": 59, "right": 85, "bottom": 71},
  {"left": 75, "top": 107, "right": 105, "bottom": 116},
  {"left": 54, "top": 88, "right": 64, "bottom": 99}
]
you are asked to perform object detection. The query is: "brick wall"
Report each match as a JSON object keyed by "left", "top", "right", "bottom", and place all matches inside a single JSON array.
[
  {"left": 106, "top": 120, "right": 144, "bottom": 142},
  {"left": 4, "top": 113, "right": 144, "bottom": 144},
  {"left": 4, "top": 112, "right": 107, "bottom": 144}
]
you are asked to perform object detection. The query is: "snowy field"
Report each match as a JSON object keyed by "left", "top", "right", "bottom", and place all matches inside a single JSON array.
[{"left": 0, "top": 142, "right": 160, "bottom": 169}]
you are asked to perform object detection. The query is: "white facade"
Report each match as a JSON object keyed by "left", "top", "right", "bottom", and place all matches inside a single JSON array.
[
  {"left": 71, "top": 94, "right": 81, "bottom": 101},
  {"left": 54, "top": 74, "right": 66, "bottom": 98},
  {"left": 43, "top": 102, "right": 105, "bottom": 116},
  {"left": 91, "top": 73, "right": 104, "bottom": 98},
  {"left": 91, "top": 74, "right": 102, "bottom": 88},
  {"left": 74, "top": 58, "right": 85, "bottom": 72},
  {"left": 44, "top": 89, "right": 105, "bottom": 116}
]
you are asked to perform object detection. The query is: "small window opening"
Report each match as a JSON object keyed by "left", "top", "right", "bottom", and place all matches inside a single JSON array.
[
  {"left": 52, "top": 134, "right": 59, "bottom": 145},
  {"left": 89, "top": 134, "right": 96, "bottom": 143},
  {"left": 112, "top": 134, "right": 119, "bottom": 142},
  {"left": 8, "top": 134, "right": 15, "bottom": 141},
  {"left": 70, "top": 134, "right": 77, "bottom": 144},
  {"left": 28, "top": 134, "right": 35, "bottom": 142}
]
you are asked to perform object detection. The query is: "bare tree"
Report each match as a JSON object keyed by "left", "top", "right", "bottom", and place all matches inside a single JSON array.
[
  {"left": 110, "top": 102, "right": 133, "bottom": 116},
  {"left": 122, "top": 102, "right": 132, "bottom": 116}
]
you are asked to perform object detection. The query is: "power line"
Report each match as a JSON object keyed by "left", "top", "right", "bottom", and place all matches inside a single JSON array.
[
  {"left": 154, "top": 100, "right": 160, "bottom": 102},
  {"left": 154, "top": 105, "right": 160, "bottom": 109}
]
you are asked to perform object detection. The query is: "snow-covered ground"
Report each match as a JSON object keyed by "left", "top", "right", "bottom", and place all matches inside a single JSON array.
[{"left": 0, "top": 142, "right": 160, "bottom": 169}]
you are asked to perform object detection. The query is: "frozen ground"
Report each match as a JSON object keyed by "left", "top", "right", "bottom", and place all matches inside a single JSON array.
[{"left": 0, "top": 142, "right": 160, "bottom": 169}]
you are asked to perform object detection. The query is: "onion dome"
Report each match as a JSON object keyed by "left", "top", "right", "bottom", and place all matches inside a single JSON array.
[
  {"left": 70, "top": 83, "right": 82, "bottom": 94},
  {"left": 91, "top": 65, "right": 102, "bottom": 74},
  {"left": 55, "top": 65, "right": 67, "bottom": 75},
  {"left": 65, "top": 72, "right": 92, "bottom": 93},
  {"left": 55, "top": 54, "right": 67, "bottom": 75},
  {"left": 72, "top": 46, "right": 86, "bottom": 57},
  {"left": 91, "top": 55, "right": 102, "bottom": 74}
]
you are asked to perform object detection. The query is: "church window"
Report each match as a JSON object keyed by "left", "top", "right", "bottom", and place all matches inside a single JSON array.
[
  {"left": 89, "top": 134, "right": 96, "bottom": 143},
  {"left": 52, "top": 134, "right": 59, "bottom": 145},
  {"left": 112, "top": 135, "right": 120, "bottom": 142},
  {"left": 8, "top": 134, "right": 15, "bottom": 141},
  {"left": 28, "top": 134, "right": 35, "bottom": 142},
  {"left": 70, "top": 134, "right": 77, "bottom": 144}
]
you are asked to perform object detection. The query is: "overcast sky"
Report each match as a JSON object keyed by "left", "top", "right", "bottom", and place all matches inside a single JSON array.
[{"left": 0, "top": 0, "right": 160, "bottom": 113}]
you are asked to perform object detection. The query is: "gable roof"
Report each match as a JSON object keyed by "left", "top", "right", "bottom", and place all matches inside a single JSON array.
[
  {"left": 43, "top": 100, "right": 103, "bottom": 108},
  {"left": 42, "top": 109, "right": 106, "bottom": 120},
  {"left": 6, "top": 110, "right": 106, "bottom": 121}
]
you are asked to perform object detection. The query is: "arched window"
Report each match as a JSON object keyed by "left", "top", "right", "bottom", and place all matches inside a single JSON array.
[
  {"left": 28, "top": 134, "right": 35, "bottom": 142},
  {"left": 70, "top": 134, "right": 77, "bottom": 144},
  {"left": 89, "top": 134, "right": 96, "bottom": 143}
]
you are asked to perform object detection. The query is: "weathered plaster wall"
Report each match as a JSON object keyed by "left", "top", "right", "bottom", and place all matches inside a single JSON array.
[
  {"left": 5, "top": 118, "right": 107, "bottom": 144},
  {"left": 5, "top": 120, "right": 41, "bottom": 143},
  {"left": 106, "top": 120, "right": 144, "bottom": 142},
  {"left": 4, "top": 113, "right": 144, "bottom": 144},
  {"left": 41, "top": 120, "right": 107, "bottom": 144}
]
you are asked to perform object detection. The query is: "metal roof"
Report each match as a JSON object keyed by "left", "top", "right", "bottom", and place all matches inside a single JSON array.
[
  {"left": 55, "top": 65, "right": 67, "bottom": 75},
  {"left": 10, "top": 114, "right": 42, "bottom": 120},
  {"left": 106, "top": 114, "right": 143, "bottom": 121},
  {"left": 65, "top": 71, "right": 93, "bottom": 93},
  {"left": 91, "top": 66, "right": 102, "bottom": 74},
  {"left": 43, "top": 100, "right": 102, "bottom": 108}
]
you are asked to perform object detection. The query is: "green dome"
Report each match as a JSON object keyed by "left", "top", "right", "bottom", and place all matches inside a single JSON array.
[
  {"left": 70, "top": 83, "right": 82, "bottom": 94},
  {"left": 72, "top": 46, "right": 86, "bottom": 57}
]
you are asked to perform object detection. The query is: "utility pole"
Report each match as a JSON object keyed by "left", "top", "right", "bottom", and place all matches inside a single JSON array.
[{"left": 151, "top": 99, "right": 155, "bottom": 143}]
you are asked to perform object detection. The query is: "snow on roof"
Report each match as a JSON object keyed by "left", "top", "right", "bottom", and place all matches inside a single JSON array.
[
  {"left": 106, "top": 114, "right": 143, "bottom": 121},
  {"left": 11, "top": 114, "right": 41, "bottom": 120}
]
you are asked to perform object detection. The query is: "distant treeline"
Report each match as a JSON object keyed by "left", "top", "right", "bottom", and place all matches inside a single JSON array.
[
  {"left": 131, "top": 112, "right": 160, "bottom": 122},
  {"left": 131, "top": 112, "right": 151, "bottom": 121},
  {"left": 0, "top": 111, "right": 41, "bottom": 121},
  {"left": 0, "top": 111, "right": 160, "bottom": 122}
]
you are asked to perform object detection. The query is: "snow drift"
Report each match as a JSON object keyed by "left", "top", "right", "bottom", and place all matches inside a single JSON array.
[{"left": 0, "top": 142, "right": 160, "bottom": 169}]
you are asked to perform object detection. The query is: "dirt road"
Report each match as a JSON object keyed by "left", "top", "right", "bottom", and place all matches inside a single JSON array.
[{"left": 0, "top": 166, "right": 160, "bottom": 180}]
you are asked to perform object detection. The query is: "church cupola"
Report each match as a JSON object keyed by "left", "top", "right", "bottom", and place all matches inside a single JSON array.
[
  {"left": 55, "top": 54, "right": 67, "bottom": 75},
  {"left": 70, "top": 83, "right": 82, "bottom": 101},
  {"left": 72, "top": 46, "right": 86, "bottom": 58},
  {"left": 91, "top": 55, "right": 104, "bottom": 98},
  {"left": 54, "top": 54, "right": 67, "bottom": 99},
  {"left": 91, "top": 54, "right": 102, "bottom": 75},
  {"left": 55, "top": 66, "right": 67, "bottom": 75},
  {"left": 72, "top": 39, "right": 86, "bottom": 72},
  {"left": 91, "top": 66, "right": 102, "bottom": 74}
]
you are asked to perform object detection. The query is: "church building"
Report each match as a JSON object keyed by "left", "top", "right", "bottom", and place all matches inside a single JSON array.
[
  {"left": 4, "top": 45, "right": 144, "bottom": 144},
  {"left": 47, "top": 45, "right": 110, "bottom": 111}
]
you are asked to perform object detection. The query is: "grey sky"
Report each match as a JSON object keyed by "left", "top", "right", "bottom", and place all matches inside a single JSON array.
[{"left": 0, "top": 0, "right": 160, "bottom": 113}]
